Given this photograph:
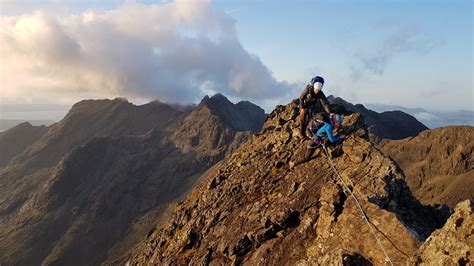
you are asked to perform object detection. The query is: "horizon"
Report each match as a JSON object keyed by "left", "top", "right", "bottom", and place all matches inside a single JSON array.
[
  {"left": 1, "top": 93, "right": 473, "bottom": 131},
  {"left": 0, "top": 0, "right": 472, "bottom": 116}
]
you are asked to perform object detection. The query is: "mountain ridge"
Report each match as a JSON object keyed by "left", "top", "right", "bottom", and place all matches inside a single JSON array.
[
  {"left": 0, "top": 95, "right": 264, "bottom": 265},
  {"left": 128, "top": 100, "right": 471, "bottom": 265},
  {"left": 328, "top": 96, "right": 428, "bottom": 141},
  {"left": 379, "top": 125, "right": 474, "bottom": 208},
  {"left": 0, "top": 122, "right": 49, "bottom": 166},
  {"left": 199, "top": 93, "right": 267, "bottom": 132},
  {"left": 2, "top": 95, "right": 470, "bottom": 265}
]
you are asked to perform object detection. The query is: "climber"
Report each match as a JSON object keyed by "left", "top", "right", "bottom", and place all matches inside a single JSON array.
[
  {"left": 289, "top": 114, "right": 345, "bottom": 168},
  {"left": 298, "top": 76, "right": 332, "bottom": 138}
]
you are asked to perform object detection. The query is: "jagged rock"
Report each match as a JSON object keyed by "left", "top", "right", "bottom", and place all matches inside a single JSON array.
[
  {"left": 368, "top": 175, "right": 451, "bottom": 241},
  {"left": 127, "top": 100, "right": 470, "bottom": 265},
  {"left": 412, "top": 200, "right": 473, "bottom": 265},
  {"left": 209, "top": 174, "right": 227, "bottom": 190},
  {"left": 343, "top": 137, "right": 370, "bottom": 163},
  {"left": 328, "top": 145, "right": 344, "bottom": 158},
  {"left": 317, "top": 249, "right": 373, "bottom": 266},
  {"left": 233, "top": 235, "right": 253, "bottom": 257},
  {"left": 179, "top": 229, "right": 200, "bottom": 252},
  {"left": 316, "top": 182, "right": 346, "bottom": 240}
]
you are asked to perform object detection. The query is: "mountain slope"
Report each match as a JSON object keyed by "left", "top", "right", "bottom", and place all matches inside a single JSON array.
[
  {"left": 171, "top": 94, "right": 265, "bottom": 161},
  {"left": 199, "top": 93, "right": 267, "bottom": 132},
  {"left": 128, "top": 100, "right": 469, "bottom": 265},
  {"left": 0, "top": 119, "right": 55, "bottom": 132},
  {"left": 0, "top": 122, "right": 49, "bottom": 166},
  {"left": 9, "top": 98, "right": 180, "bottom": 170},
  {"left": 366, "top": 103, "right": 474, "bottom": 129},
  {"left": 328, "top": 96, "right": 428, "bottom": 140},
  {"left": 379, "top": 126, "right": 474, "bottom": 208},
  {"left": 0, "top": 95, "right": 265, "bottom": 265}
]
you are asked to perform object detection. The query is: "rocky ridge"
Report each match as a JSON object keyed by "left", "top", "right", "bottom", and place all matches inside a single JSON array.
[
  {"left": 412, "top": 200, "right": 473, "bottom": 265},
  {"left": 128, "top": 100, "right": 471, "bottom": 265},
  {"left": 0, "top": 122, "right": 49, "bottom": 166},
  {"left": 0, "top": 96, "right": 265, "bottom": 265},
  {"left": 328, "top": 96, "right": 428, "bottom": 141}
]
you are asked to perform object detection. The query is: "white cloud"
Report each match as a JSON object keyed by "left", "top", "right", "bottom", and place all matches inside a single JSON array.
[
  {"left": 351, "top": 22, "right": 440, "bottom": 80},
  {"left": 414, "top": 112, "right": 441, "bottom": 121},
  {"left": 0, "top": 0, "right": 294, "bottom": 108}
]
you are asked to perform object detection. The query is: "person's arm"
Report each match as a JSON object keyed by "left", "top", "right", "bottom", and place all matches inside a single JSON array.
[
  {"left": 306, "top": 120, "right": 319, "bottom": 138},
  {"left": 317, "top": 124, "right": 341, "bottom": 143},
  {"left": 318, "top": 91, "right": 332, "bottom": 113},
  {"left": 299, "top": 85, "right": 310, "bottom": 109}
]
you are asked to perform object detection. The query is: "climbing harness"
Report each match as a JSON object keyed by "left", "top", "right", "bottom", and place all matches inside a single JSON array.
[{"left": 321, "top": 144, "right": 394, "bottom": 266}]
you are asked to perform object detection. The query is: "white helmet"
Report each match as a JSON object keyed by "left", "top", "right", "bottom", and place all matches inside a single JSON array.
[{"left": 313, "top": 81, "right": 323, "bottom": 93}]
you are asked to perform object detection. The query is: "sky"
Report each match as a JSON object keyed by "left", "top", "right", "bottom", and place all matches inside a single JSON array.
[{"left": 0, "top": 0, "right": 472, "bottom": 116}]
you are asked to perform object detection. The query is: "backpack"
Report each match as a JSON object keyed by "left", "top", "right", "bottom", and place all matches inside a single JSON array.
[{"left": 306, "top": 113, "right": 330, "bottom": 135}]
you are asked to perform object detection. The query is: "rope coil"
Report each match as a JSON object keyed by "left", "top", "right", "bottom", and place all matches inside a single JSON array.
[{"left": 321, "top": 144, "right": 394, "bottom": 266}]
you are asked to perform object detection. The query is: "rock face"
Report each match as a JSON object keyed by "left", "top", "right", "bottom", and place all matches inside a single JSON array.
[
  {"left": 412, "top": 200, "right": 473, "bottom": 265},
  {"left": 0, "top": 95, "right": 264, "bottom": 265},
  {"left": 328, "top": 96, "right": 428, "bottom": 141},
  {"left": 379, "top": 126, "right": 474, "bottom": 208},
  {"left": 128, "top": 100, "right": 466, "bottom": 265}
]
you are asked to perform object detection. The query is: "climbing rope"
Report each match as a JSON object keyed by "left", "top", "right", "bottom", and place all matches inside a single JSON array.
[{"left": 321, "top": 144, "right": 394, "bottom": 266}]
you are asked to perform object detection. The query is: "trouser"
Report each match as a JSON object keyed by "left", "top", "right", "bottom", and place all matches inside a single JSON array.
[
  {"left": 299, "top": 107, "right": 316, "bottom": 136},
  {"left": 294, "top": 137, "right": 331, "bottom": 166},
  {"left": 297, "top": 144, "right": 318, "bottom": 164}
]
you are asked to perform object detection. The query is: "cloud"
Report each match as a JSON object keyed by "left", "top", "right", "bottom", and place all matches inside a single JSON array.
[
  {"left": 351, "top": 22, "right": 440, "bottom": 80},
  {"left": 414, "top": 112, "right": 441, "bottom": 122},
  {"left": 0, "top": 0, "right": 293, "bottom": 107}
]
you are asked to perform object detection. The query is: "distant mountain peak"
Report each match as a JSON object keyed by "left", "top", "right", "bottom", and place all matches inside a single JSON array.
[
  {"left": 69, "top": 98, "right": 130, "bottom": 114},
  {"left": 210, "top": 92, "right": 228, "bottom": 100},
  {"left": 195, "top": 94, "right": 266, "bottom": 132},
  {"left": 199, "top": 93, "right": 232, "bottom": 108},
  {"left": 328, "top": 96, "right": 427, "bottom": 140}
]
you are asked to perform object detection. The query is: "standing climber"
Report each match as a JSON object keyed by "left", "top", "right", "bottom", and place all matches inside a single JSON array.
[
  {"left": 298, "top": 76, "right": 332, "bottom": 138},
  {"left": 290, "top": 114, "right": 345, "bottom": 168}
]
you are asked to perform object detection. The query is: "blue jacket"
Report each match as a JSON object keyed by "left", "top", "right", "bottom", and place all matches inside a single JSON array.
[{"left": 316, "top": 122, "right": 341, "bottom": 143}]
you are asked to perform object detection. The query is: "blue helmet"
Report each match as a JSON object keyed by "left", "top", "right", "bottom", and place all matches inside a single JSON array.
[
  {"left": 333, "top": 114, "right": 343, "bottom": 125},
  {"left": 309, "top": 76, "right": 325, "bottom": 86}
]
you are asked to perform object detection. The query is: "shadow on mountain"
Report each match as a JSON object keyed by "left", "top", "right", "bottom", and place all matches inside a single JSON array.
[
  {"left": 0, "top": 95, "right": 265, "bottom": 265},
  {"left": 368, "top": 175, "right": 451, "bottom": 241}
]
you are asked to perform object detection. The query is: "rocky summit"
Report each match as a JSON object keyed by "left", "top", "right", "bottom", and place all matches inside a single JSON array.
[{"left": 128, "top": 100, "right": 472, "bottom": 265}]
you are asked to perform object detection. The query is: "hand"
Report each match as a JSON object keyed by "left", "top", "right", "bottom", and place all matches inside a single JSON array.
[{"left": 300, "top": 108, "right": 305, "bottom": 117}]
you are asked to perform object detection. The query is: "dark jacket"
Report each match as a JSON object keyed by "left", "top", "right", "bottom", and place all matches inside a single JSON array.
[{"left": 299, "top": 84, "right": 331, "bottom": 113}]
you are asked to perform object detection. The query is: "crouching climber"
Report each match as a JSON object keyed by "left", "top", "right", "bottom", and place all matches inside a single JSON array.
[{"left": 289, "top": 114, "right": 345, "bottom": 168}]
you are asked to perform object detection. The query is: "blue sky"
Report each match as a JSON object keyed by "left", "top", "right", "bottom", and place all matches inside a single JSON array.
[
  {"left": 213, "top": 0, "right": 473, "bottom": 110},
  {"left": 0, "top": 0, "right": 472, "bottom": 112}
]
